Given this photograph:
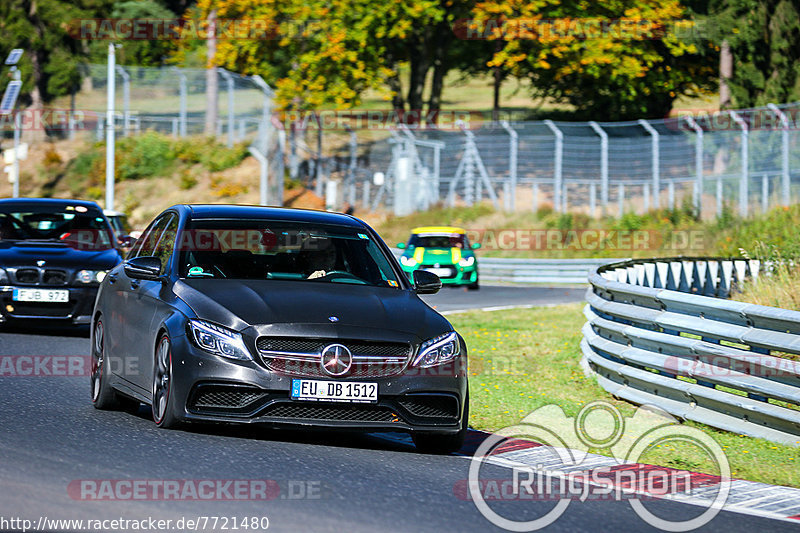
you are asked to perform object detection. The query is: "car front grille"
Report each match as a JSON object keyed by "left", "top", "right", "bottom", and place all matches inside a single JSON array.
[
  {"left": 187, "top": 385, "right": 269, "bottom": 414},
  {"left": 256, "top": 337, "right": 411, "bottom": 378},
  {"left": 194, "top": 390, "right": 265, "bottom": 409},
  {"left": 260, "top": 402, "right": 400, "bottom": 423},
  {"left": 10, "top": 267, "right": 69, "bottom": 286}
]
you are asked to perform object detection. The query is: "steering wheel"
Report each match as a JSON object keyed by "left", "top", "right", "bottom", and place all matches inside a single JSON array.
[{"left": 318, "top": 270, "right": 368, "bottom": 284}]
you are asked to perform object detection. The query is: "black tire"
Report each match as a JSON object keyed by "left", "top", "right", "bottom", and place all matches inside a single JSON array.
[
  {"left": 412, "top": 392, "right": 469, "bottom": 454},
  {"left": 91, "top": 319, "right": 120, "bottom": 410},
  {"left": 152, "top": 334, "right": 179, "bottom": 428},
  {"left": 467, "top": 281, "right": 480, "bottom": 291}
]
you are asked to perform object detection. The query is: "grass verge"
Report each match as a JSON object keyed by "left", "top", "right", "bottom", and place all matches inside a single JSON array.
[{"left": 451, "top": 303, "right": 800, "bottom": 488}]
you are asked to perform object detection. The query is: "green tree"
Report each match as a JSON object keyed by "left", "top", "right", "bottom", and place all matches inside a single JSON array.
[
  {"left": 707, "top": 0, "right": 800, "bottom": 107},
  {"left": 471, "top": 0, "right": 717, "bottom": 120},
  {"left": 0, "top": 0, "right": 112, "bottom": 107}
]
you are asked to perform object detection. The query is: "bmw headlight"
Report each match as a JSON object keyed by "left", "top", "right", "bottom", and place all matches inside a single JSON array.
[
  {"left": 400, "top": 255, "right": 418, "bottom": 267},
  {"left": 76, "top": 270, "right": 108, "bottom": 283},
  {"left": 189, "top": 319, "right": 251, "bottom": 361},
  {"left": 458, "top": 256, "right": 475, "bottom": 267},
  {"left": 413, "top": 331, "right": 460, "bottom": 368}
]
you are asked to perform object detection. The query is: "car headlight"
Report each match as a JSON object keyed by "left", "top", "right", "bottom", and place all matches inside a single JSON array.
[
  {"left": 458, "top": 256, "right": 475, "bottom": 267},
  {"left": 413, "top": 331, "right": 460, "bottom": 368},
  {"left": 400, "top": 255, "right": 418, "bottom": 267},
  {"left": 76, "top": 270, "right": 108, "bottom": 283},
  {"left": 188, "top": 319, "right": 251, "bottom": 361},
  {"left": 0, "top": 268, "right": 7, "bottom": 284}
]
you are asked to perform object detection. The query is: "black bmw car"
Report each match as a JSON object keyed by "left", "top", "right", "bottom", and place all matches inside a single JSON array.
[
  {"left": 91, "top": 204, "right": 469, "bottom": 453},
  {"left": 0, "top": 198, "right": 123, "bottom": 326}
]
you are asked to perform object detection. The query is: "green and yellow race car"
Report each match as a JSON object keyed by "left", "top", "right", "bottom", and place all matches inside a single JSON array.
[{"left": 397, "top": 226, "right": 480, "bottom": 290}]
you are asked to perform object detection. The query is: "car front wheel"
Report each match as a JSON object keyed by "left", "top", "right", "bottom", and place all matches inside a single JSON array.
[{"left": 152, "top": 334, "right": 178, "bottom": 428}]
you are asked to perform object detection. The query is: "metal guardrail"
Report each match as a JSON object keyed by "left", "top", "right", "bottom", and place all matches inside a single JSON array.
[
  {"left": 582, "top": 257, "right": 800, "bottom": 446},
  {"left": 390, "top": 249, "right": 620, "bottom": 284}
]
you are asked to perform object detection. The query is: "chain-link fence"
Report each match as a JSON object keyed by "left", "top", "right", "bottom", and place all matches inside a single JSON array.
[
  {"left": 77, "top": 63, "right": 271, "bottom": 146},
  {"left": 290, "top": 102, "right": 800, "bottom": 219}
]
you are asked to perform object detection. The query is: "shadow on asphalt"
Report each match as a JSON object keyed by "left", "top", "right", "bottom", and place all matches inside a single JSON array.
[{"left": 0, "top": 320, "right": 90, "bottom": 338}]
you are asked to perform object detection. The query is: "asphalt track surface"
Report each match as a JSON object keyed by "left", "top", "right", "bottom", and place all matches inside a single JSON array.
[{"left": 0, "top": 287, "right": 794, "bottom": 532}]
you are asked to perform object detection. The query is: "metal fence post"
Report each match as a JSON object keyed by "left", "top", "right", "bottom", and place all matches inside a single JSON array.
[
  {"left": 115, "top": 65, "right": 130, "bottom": 136},
  {"left": 175, "top": 68, "right": 187, "bottom": 137},
  {"left": 500, "top": 120, "right": 518, "bottom": 211},
  {"left": 589, "top": 183, "right": 596, "bottom": 215},
  {"left": 668, "top": 182, "right": 675, "bottom": 209},
  {"left": 730, "top": 110, "right": 749, "bottom": 217},
  {"left": 219, "top": 69, "right": 235, "bottom": 147},
  {"left": 618, "top": 183, "right": 625, "bottom": 215},
  {"left": 762, "top": 174, "right": 769, "bottom": 213},
  {"left": 544, "top": 120, "right": 563, "bottom": 212},
  {"left": 684, "top": 116, "right": 704, "bottom": 215},
  {"left": 532, "top": 182, "right": 539, "bottom": 211},
  {"left": 643, "top": 183, "right": 650, "bottom": 212},
  {"left": 588, "top": 121, "right": 609, "bottom": 213},
  {"left": 347, "top": 126, "right": 357, "bottom": 207},
  {"left": 717, "top": 177, "right": 723, "bottom": 217},
  {"left": 638, "top": 119, "right": 660, "bottom": 209},
  {"left": 767, "top": 103, "right": 791, "bottom": 206},
  {"left": 105, "top": 43, "right": 116, "bottom": 211}
]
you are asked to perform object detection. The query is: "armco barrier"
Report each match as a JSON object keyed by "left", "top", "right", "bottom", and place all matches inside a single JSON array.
[
  {"left": 390, "top": 250, "right": 621, "bottom": 284},
  {"left": 582, "top": 257, "right": 800, "bottom": 446}
]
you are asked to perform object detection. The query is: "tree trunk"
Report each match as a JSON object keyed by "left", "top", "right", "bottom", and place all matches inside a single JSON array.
[
  {"left": 406, "top": 39, "right": 430, "bottom": 124},
  {"left": 204, "top": 9, "right": 218, "bottom": 136},
  {"left": 492, "top": 41, "right": 503, "bottom": 123},
  {"left": 719, "top": 39, "right": 733, "bottom": 110},
  {"left": 426, "top": 23, "right": 451, "bottom": 126}
]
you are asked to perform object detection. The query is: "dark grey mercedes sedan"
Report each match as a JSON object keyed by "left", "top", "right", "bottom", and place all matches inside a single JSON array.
[{"left": 90, "top": 204, "right": 469, "bottom": 453}]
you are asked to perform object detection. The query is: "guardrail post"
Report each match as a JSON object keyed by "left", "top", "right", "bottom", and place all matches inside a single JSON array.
[
  {"left": 544, "top": 120, "right": 564, "bottom": 213},
  {"left": 767, "top": 103, "right": 791, "bottom": 206},
  {"left": 500, "top": 120, "right": 518, "bottom": 211},
  {"left": 683, "top": 116, "right": 704, "bottom": 215},
  {"left": 638, "top": 119, "right": 660, "bottom": 209},
  {"left": 588, "top": 121, "right": 609, "bottom": 214},
  {"left": 730, "top": 110, "right": 749, "bottom": 217}
]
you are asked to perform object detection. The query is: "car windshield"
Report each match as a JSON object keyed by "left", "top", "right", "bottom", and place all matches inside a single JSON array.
[
  {"left": 178, "top": 219, "right": 402, "bottom": 288},
  {"left": 408, "top": 234, "right": 468, "bottom": 249},
  {"left": 0, "top": 204, "right": 114, "bottom": 250}
]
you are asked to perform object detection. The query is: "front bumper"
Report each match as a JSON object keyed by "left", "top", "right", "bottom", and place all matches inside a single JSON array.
[
  {"left": 401, "top": 265, "right": 478, "bottom": 286},
  {"left": 165, "top": 335, "right": 469, "bottom": 434},
  {"left": 0, "top": 285, "right": 98, "bottom": 324}
]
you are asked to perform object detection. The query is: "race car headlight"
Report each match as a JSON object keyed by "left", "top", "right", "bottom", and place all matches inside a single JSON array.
[
  {"left": 76, "top": 270, "right": 108, "bottom": 283},
  {"left": 400, "top": 256, "right": 418, "bottom": 267},
  {"left": 189, "top": 319, "right": 251, "bottom": 361},
  {"left": 413, "top": 331, "right": 460, "bottom": 368},
  {"left": 458, "top": 256, "right": 475, "bottom": 267}
]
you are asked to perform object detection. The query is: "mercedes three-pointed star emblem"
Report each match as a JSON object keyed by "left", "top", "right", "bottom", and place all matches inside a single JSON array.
[{"left": 320, "top": 343, "right": 352, "bottom": 377}]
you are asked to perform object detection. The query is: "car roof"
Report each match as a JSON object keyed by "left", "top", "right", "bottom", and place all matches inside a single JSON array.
[
  {"left": 179, "top": 204, "right": 365, "bottom": 228},
  {"left": 411, "top": 226, "right": 466, "bottom": 235},
  {"left": 0, "top": 197, "right": 103, "bottom": 210}
]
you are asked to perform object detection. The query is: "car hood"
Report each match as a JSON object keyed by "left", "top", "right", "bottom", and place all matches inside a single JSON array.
[
  {"left": 173, "top": 279, "right": 451, "bottom": 341},
  {"left": 0, "top": 241, "right": 121, "bottom": 269}
]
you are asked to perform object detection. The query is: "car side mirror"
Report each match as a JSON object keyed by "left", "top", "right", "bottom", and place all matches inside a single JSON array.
[
  {"left": 396, "top": 242, "right": 406, "bottom": 249},
  {"left": 124, "top": 256, "right": 162, "bottom": 281},
  {"left": 413, "top": 269, "right": 441, "bottom": 294},
  {"left": 471, "top": 243, "right": 481, "bottom": 250}
]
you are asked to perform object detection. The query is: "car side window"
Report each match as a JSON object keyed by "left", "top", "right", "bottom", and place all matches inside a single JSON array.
[
  {"left": 152, "top": 215, "right": 179, "bottom": 275},
  {"left": 130, "top": 215, "right": 170, "bottom": 259}
]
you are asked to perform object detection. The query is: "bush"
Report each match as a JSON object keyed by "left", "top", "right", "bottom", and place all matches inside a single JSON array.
[{"left": 117, "top": 131, "right": 174, "bottom": 180}]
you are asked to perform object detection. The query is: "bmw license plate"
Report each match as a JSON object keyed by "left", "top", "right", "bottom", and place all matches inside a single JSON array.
[
  {"left": 291, "top": 379, "right": 377, "bottom": 403},
  {"left": 12, "top": 288, "right": 69, "bottom": 303}
]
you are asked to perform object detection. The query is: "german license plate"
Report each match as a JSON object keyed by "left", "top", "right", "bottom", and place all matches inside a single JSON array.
[
  {"left": 424, "top": 268, "right": 451, "bottom": 277},
  {"left": 12, "top": 288, "right": 69, "bottom": 303},
  {"left": 291, "top": 379, "right": 377, "bottom": 403}
]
